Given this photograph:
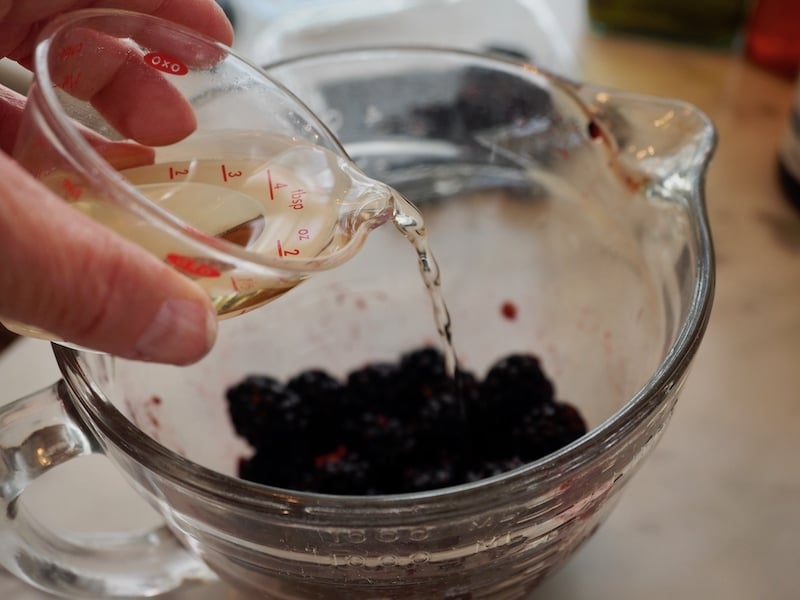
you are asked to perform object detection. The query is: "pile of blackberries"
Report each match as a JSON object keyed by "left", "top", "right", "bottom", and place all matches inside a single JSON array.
[{"left": 226, "top": 347, "right": 587, "bottom": 495}]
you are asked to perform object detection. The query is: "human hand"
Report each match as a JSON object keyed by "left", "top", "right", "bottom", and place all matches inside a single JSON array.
[{"left": 0, "top": 1, "right": 233, "bottom": 365}]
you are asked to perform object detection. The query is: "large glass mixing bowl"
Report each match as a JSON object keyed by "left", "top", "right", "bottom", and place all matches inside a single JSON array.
[{"left": 0, "top": 48, "right": 714, "bottom": 599}]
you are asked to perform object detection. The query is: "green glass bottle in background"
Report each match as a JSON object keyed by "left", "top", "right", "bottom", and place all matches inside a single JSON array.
[{"left": 588, "top": 0, "right": 752, "bottom": 47}]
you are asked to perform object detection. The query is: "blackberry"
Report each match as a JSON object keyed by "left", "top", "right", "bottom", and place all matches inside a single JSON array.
[
  {"left": 345, "top": 362, "right": 400, "bottom": 415},
  {"left": 414, "top": 385, "right": 468, "bottom": 462},
  {"left": 287, "top": 369, "right": 342, "bottom": 408},
  {"left": 403, "top": 463, "right": 460, "bottom": 493},
  {"left": 396, "top": 347, "right": 452, "bottom": 417},
  {"left": 480, "top": 354, "right": 555, "bottom": 416},
  {"left": 226, "top": 347, "right": 588, "bottom": 495},
  {"left": 510, "top": 401, "right": 588, "bottom": 462},
  {"left": 465, "top": 456, "right": 527, "bottom": 483},
  {"left": 287, "top": 369, "right": 343, "bottom": 452},
  {"left": 400, "top": 346, "right": 448, "bottom": 384},
  {"left": 558, "top": 402, "right": 589, "bottom": 437},
  {"left": 454, "top": 369, "right": 482, "bottom": 413},
  {"left": 239, "top": 450, "right": 312, "bottom": 491},
  {"left": 345, "top": 411, "right": 415, "bottom": 459},
  {"left": 312, "top": 450, "right": 372, "bottom": 495},
  {"left": 468, "top": 354, "right": 557, "bottom": 460},
  {"left": 226, "top": 376, "right": 302, "bottom": 449}
]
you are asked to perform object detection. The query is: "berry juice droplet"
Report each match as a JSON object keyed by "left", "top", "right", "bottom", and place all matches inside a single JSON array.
[
  {"left": 587, "top": 119, "right": 602, "bottom": 140},
  {"left": 501, "top": 301, "right": 518, "bottom": 321}
]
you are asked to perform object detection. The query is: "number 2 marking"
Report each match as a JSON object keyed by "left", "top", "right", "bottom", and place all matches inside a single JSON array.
[{"left": 276, "top": 240, "right": 300, "bottom": 257}]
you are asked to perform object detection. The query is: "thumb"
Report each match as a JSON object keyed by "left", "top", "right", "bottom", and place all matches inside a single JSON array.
[{"left": 0, "top": 152, "right": 217, "bottom": 365}]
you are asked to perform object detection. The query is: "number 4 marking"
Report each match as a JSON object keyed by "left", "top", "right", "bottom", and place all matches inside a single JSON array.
[{"left": 267, "top": 170, "right": 289, "bottom": 201}]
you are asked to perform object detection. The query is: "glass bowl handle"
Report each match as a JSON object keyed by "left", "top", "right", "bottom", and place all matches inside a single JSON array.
[{"left": 0, "top": 380, "right": 215, "bottom": 598}]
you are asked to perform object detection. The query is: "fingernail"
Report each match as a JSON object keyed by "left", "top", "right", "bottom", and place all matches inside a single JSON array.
[{"left": 135, "top": 299, "right": 217, "bottom": 364}]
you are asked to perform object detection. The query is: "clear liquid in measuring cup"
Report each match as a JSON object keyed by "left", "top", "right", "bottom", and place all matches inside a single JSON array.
[
  {"left": 122, "top": 131, "right": 458, "bottom": 376},
  {"left": 73, "top": 132, "right": 397, "bottom": 319},
  {"left": 15, "top": 130, "right": 459, "bottom": 376}
]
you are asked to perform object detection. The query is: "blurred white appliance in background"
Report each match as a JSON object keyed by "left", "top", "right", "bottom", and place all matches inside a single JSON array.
[
  {"left": 225, "top": 0, "right": 586, "bottom": 77},
  {"left": 0, "top": 1, "right": 585, "bottom": 93}
]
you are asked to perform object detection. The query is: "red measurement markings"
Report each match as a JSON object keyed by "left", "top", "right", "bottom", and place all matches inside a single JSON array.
[
  {"left": 230, "top": 277, "right": 256, "bottom": 292},
  {"left": 58, "top": 42, "right": 83, "bottom": 61},
  {"left": 166, "top": 254, "right": 221, "bottom": 278},
  {"left": 266, "top": 170, "right": 288, "bottom": 200},
  {"left": 267, "top": 169, "right": 274, "bottom": 199},
  {"left": 220, "top": 164, "right": 243, "bottom": 183},
  {"left": 57, "top": 71, "right": 81, "bottom": 92},
  {"left": 290, "top": 189, "right": 305, "bottom": 210},
  {"left": 168, "top": 167, "right": 188, "bottom": 180},
  {"left": 60, "top": 178, "right": 83, "bottom": 200},
  {"left": 276, "top": 240, "right": 300, "bottom": 257}
]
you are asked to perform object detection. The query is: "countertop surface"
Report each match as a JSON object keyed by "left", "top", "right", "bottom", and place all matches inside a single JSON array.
[{"left": 2, "top": 7, "right": 800, "bottom": 600}]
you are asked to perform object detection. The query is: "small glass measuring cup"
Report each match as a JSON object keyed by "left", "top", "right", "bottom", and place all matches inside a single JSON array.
[{"left": 5, "top": 8, "right": 395, "bottom": 338}]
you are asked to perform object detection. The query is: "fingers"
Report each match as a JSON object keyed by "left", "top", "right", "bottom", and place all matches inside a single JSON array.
[
  {"left": 87, "top": 0, "right": 234, "bottom": 46},
  {"left": 2, "top": 1, "right": 234, "bottom": 145},
  {"left": 3, "top": 0, "right": 233, "bottom": 43},
  {"left": 0, "top": 0, "right": 232, "bottom": 363},
  {"left": 2, "top": 1, "right": 91, "bottom": 24},
  {"left": 45, "top": 27, "right": 198, "bottom": 145},
  {"left": 146, "top": 0, "right": 234, "bottom": 46},
  {"left": 34, "top": 11, "right": 231, "bottom": 145},
  {"left": 0, "top": 21, "right": 31, "bottom": 59},
  {"left": 0, "top": 85, "right": 25, "bottom": 154},
  {"left": 7, "top": 82, "right": 156, "bottom": 176},
  {"left": 86, "top": 134, "right": 156, "bottom": 170},
  {"left": 4, "top": 0, "right": 233, "bottom": 66},
  {"left": 92, "top": 52, "right": 197, "bottom": 146},
  {"left": 0, "top": 151, "right": 217, "bottom": 364}
]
